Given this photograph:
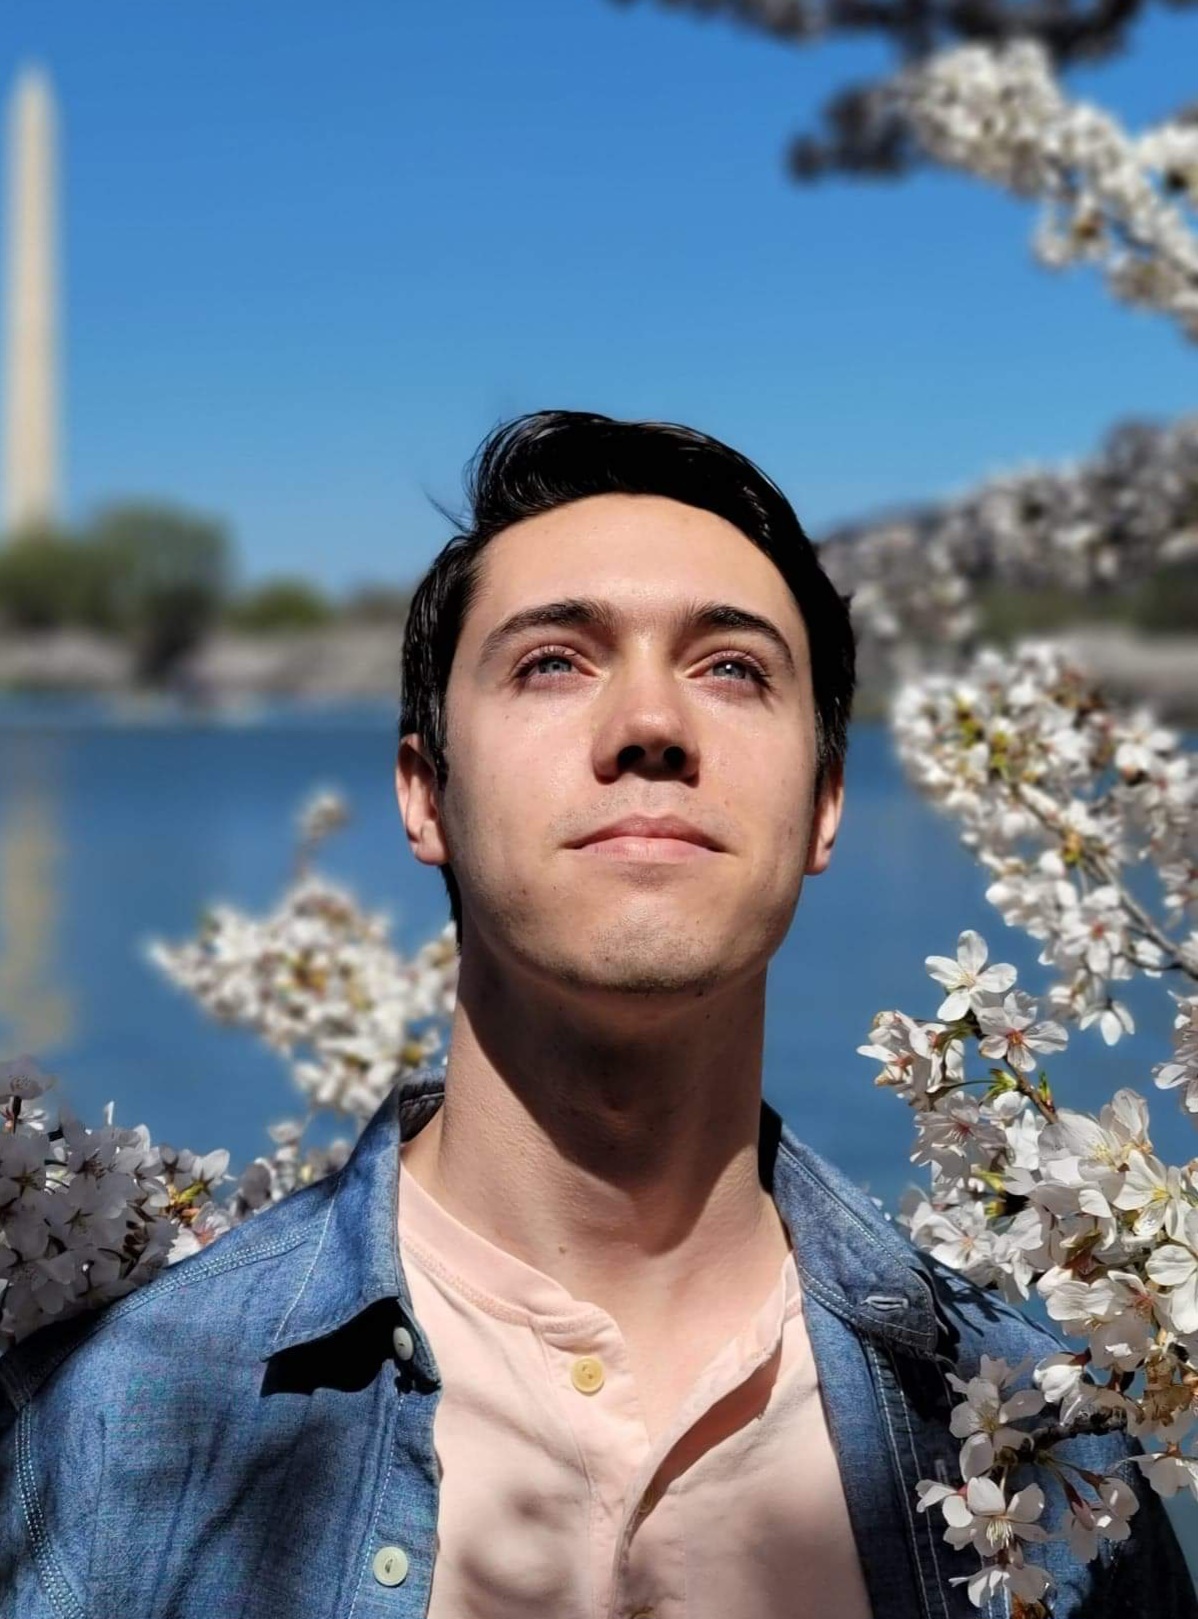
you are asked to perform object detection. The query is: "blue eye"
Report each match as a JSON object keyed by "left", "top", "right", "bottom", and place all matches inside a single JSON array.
[
  {"left": 710, "top": 657, "right": 767, "bottom": 685},
  {"left": 514, "top": 648, "right": 769, "bottom": 686},
  {"left": 515, "top": 648, "right": 577, "bottom": 681}
]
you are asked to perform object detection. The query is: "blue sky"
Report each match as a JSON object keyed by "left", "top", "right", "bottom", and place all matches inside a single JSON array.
[{"left": 2, "top": 0, "right": 1194, "bottom": 594}]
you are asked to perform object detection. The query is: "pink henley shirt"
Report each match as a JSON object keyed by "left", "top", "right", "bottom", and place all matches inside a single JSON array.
[{"left": 398, "top": 1151, "right": 874, "bottom": 1619}]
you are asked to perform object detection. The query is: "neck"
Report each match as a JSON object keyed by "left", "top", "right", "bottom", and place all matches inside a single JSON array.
[{"left": 399, "top": 943, "right": 789, "bottom": 1325}]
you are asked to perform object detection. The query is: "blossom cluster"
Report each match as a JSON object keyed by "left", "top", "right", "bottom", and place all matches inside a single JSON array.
[
  {"left": 0, "top": 789, "right": 459, "bottom": 1349},
  {"left": 620, "top": 0, "right": 1175, "bottom": 187},
  {"left": 0, "top": 1053, "right": 231, "bottom": 1348},
  {"left": 899, "top": 40, "right": 1198, "bottom": 342},
  {"left": 861, "top": 913, "right": 1198, "bottom": 1607},
  {"left": 0, "top": 1039, "right": 380, "bottom": 1351},
  {"left": 145, "top": 790, "right": 458, "bottom": 1127},
  {"left": 849, "top": 639, "right": 1198, "bottom": 1608},
  {"left": 812, "top": 41, "right": 1198, "bottom": 663},
  {"left": 893, "top": 641, "right": 1197, "bottom": 1060},
  {"left": 819, "top": 411, "right": 1198, "bottom": 651}
]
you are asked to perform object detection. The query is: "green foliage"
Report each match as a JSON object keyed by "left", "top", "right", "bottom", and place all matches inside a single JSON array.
[
  {"left": 224, "top": 577, "right": 336, "bottom": 632},
  {"left": 84, "top": 503, "right": 232, "bottom": 682},
  {"left": 1134, "top": 557, "right": 1198, "bottom": 633},
  {"left": 973, "top": 557, "right": 1198, "bottom": 643},
  {"left": 341, "top": 583, "right": 411, "bottom": 624},
  {"left": 0, "top": 527, "right": 111, "bottom": 630},
  {"left": 0, "top": 504, "right": 232, "bottom": 680}
]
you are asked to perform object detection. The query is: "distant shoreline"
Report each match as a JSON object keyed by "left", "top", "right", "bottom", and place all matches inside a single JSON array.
[{"left": 1, "top": 624, "right": 1196, "bottom": 726}]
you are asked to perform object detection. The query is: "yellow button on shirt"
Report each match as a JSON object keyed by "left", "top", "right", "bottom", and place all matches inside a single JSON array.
[
  {"left": 398, "top": 1151, "right": 874, "bottom": 1619},
  {"left": 570, "top": 1355, "right": 605, "bottom": 1394}
]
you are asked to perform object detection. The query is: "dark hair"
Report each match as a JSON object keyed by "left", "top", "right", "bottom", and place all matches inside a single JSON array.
[{"left": 400, "top": 409, "right": 855, "bottom": 946}]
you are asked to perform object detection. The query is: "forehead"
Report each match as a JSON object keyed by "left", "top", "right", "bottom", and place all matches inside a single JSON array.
[{"left": 462, "top": 493, "right": 808, "bottom": 644}]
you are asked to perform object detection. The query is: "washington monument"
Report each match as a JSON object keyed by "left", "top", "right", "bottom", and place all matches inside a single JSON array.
[{"left": 4, "top": 66, "right": 60, "bottom": 537}]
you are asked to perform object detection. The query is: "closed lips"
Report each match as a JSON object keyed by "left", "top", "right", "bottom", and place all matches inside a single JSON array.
[{"left": 569, "top": 818, "right": 722, "bottom": 850}]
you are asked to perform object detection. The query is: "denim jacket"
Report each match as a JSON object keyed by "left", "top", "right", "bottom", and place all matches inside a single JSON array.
[{"left": 2, "top": 1068, "right": 1196, "bottom": 1619}]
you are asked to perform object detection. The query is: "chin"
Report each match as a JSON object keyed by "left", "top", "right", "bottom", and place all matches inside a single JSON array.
[{"left": 542, "top": 925, "right": 735, "bottom": 999}]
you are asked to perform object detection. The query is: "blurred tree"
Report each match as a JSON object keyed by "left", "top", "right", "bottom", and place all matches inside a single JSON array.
[
  {"left": 0, "top": 526, "right": 96, "bottom": 629},
  {"left": 1133, "top": 555, "right": 1198, "bottom": 631},
  {"left": 85, "top": 503, "right": 232, "bottom": 684},
  {"left": 919, "top": 550, "right": 1198, "bottom": 642},
  {"left": 609, "top": 0, "right": 1198, "bottom": 181},
  {"left": 341, "top": 583, "right": 412, "bottom": 624},
  {"left": 225, "top": 577, "right": 336, "bottom": 632}
]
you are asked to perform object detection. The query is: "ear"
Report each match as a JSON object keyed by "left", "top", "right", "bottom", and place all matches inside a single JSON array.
[
  {"left": 396, "top": 734, "right": 452, "bottom": 869},
  {"left": 804, "top": 761, "right": 844, "bottom": 877}
]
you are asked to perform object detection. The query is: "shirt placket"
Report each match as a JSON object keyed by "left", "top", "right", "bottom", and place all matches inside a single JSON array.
[
  {"left": 346, "top": 1316, "right": 445, "bottom": 1619},
  {"left": 539, "top": 1310, "right": 670, "bottom": 1619},
  {"left": 579, "top": 1287, "right": 792, "bottom": 1619}
]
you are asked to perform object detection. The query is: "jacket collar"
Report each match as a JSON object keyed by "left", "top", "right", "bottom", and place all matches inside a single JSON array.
[
  {"left": 763, "top": 1106, "right": 939, "bottom": 1356},
  {"left": 260, "top": 1067, "right": 940, "bottom": 1368}
]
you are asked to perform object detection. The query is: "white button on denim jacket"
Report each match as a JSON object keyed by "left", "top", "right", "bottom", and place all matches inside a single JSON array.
[{"left": 1, "top": 1069, "right": 1195, "bottom": 1618}]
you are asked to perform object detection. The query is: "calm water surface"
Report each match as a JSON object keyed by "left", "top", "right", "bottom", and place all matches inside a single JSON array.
[{"left": 0, "top": 701, "right": 1185, "bottom": 1200}]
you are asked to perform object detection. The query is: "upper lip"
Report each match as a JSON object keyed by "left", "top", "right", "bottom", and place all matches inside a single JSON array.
[{"left": 569, "top": 815, "right": 724, "bottom": 851}]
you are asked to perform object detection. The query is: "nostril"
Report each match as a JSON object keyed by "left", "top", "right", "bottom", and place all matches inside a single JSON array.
[{"left": 664, "top": 745, "right": 686, "bottom": 769}]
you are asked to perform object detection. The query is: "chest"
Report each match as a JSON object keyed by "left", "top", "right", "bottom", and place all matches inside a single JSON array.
[
  {"left": 77, "top": 1300, "right": 1080, "bottom": 1619},
  {"left": 408, "top": 1270, "right": 874, "bottom": 1619}
]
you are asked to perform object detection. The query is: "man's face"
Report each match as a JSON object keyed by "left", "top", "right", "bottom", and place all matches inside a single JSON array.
[{"left": 398, "top": 493, "right": 843, "bottom": 1002}]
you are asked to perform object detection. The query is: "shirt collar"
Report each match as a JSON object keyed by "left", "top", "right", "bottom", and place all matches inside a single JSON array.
[{"left": 260, "top": 1067, "right": 940, "bottom": 1369}]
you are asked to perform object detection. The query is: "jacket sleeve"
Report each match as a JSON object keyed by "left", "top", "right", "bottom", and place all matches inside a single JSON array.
[
  {"left": 1103, "top": 1462, "right": 1198, "bottom": 1618},
  {"left": 0, "top": 1394, "right": 61, "bottom": 1616},
  {"left": 0, "top": 1346, "right": 95, "bottom": 1619}
]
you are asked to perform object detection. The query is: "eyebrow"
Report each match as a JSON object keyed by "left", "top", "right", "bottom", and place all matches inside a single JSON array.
[{"left": 476, "top": 596, "right": 797, "bottom": 677}]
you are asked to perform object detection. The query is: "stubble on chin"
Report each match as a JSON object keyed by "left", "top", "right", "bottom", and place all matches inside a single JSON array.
[{"left": 545, "top": 913, "right": 729, "bottom": 999}]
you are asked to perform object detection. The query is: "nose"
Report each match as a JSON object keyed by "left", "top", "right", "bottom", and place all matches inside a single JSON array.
[{"left": 592, "top": 659, "right": 699, "bottom": 782}]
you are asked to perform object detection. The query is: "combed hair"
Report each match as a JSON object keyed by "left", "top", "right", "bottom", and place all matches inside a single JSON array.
[{"left": 400, "top": 409, "right": 856, "bottom": 946}]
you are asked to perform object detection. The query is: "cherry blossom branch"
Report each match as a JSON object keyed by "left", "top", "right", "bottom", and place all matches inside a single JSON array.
[
  {"left": 898, "top": 41, "right": 1198, "bottom": 343},
  {"left": 894, "top": 643, "right": 1197, "bottom": 1056}
]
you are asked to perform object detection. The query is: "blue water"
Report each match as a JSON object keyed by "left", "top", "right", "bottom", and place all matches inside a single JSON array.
[
  {"left": 0, "top": 702, "right": 1188, "bottom": 1200},
  {"left": 2, "top": 698, "right": 1196, "bottom": 1570}
]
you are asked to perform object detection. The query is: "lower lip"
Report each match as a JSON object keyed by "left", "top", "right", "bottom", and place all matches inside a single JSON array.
[{"left": 575, "top": 836, "right": 717, "bottom": 862}]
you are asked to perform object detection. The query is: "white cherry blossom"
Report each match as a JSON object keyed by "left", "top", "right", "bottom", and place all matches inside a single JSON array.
[
  {"left": 899, "top": 41, "right": 1198, "bottom": 343},
  {"left": 940, "top": 1475, "right": 1049, "bottom": 1556},
  {"left": 0, "top": 1054, "right": 52, "bottom": 1102},
  {"left": 1146, "top": 1215, "right": 1198, "bottom": 1335},
  {"left": 1134, "top": 1446, "right": 1198, "bottom": 1502},
  {"left": 946, "top": 1361, "right": 1043, "bottom": 1476},
  {"left": 976, "top": 992, "right": 1068, "bottom": 1073},
  {"left": 911, "top": 1093, "right": 1007, "bottom": 1177},
  {"left": 1077, "top": 997, "right": 1137, "bottom": 1048},
  {"left": 925, "top": 931, "right": 1017, "bottom": 1021},
  {"left": 1112, "top": 1151, "right": 1195, "bottom": 1241},
  {"left": 1155, "top": 994, "right": 1198, "bottom": 1111},
  {"left": 1038, "top": 1270, "right": 1157, "bottom": 1370},
  {"left": 1064, "top": 1476, "right": 1138, "bottom": 1562},
  {"left": 951, "top": 1551, "right": 1052, "bottom": 1610}
]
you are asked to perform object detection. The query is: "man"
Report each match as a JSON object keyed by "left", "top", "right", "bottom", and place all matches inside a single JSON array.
[{"left": 1, "top": 410, "right": 1194, "bottom": 1618}]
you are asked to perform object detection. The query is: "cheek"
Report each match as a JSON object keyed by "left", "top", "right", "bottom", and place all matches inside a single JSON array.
[
  {"left": 758, "top": 783, "right": 817, "bottom": 893},
  {"left": 713, "top": 734, "right": 811, "bottom": 828},
  {"left": 466, "top": 700, "right": 583, "bottom": 801},
  {"left": 444, "top": 713, "right": 554, "bottom": 864}
]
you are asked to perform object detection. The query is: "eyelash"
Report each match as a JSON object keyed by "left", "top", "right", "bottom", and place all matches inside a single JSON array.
[{"left": 512, "top": 645, "right": 772, "bottom": 689}]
